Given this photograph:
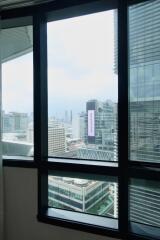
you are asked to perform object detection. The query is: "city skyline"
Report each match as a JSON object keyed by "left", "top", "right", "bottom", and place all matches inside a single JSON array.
[{"left": 2, "top": 10, "right": 117, "bottom": 119}]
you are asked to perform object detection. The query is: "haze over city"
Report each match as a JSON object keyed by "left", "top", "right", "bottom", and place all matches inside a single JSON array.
[{"left": 2, "top": 10, "right": 117, "bottom": 119}]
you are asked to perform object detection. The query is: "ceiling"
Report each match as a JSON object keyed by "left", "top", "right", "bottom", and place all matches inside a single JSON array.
[
  {"left": 1, "top": 25, "right": 33, "bottom": 62},
  {"left": 0, "top": 0, "right": 54, "bottom": 10}
]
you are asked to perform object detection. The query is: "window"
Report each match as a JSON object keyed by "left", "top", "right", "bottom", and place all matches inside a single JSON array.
[
  {"left": 2, "top": 0, "right": 160, "bottom": 240},
  {"left": 48, "top": 172, "right": 118, "bottom": 229},
  {"left": 43, "top": 2, "right": 119, "bottom": 233},
  {"left": 47, "top": 10, "right": 118, "bottom": 162},
  {"left": 2, "top": 19, "right": 33, "bottom": 158}
]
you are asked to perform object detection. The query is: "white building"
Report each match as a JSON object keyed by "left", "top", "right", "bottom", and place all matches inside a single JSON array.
[{"left": 48, "top": 120, "right": 66, "bottom": 156}]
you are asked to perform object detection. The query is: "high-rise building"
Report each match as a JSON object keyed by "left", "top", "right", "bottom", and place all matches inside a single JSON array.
[
  {"left": 79, "top": 112, "right": 86, "bottom": 141},
  {"left": 129, "top": 0, "right": 160, "bottom": 163},
  {"left": 114, "top": 1, "right": 160, "bottom": 161},
  {"left": 113, "top": 0, "right": 160, "bottom": 228},
  {"left": 77, "top": 99, "right": 117, "bottom": 161},
  {"left": 48, "top": 120, "right": 66, "bottom": 156}
]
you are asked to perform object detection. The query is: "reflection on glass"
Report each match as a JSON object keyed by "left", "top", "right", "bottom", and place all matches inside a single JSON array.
[
  {"left": 2, "top": 25, "right": 33, "bottom": 157},
  {"left": 130, "top": 179, "right": 160, "bottom": 228},
  {"left": 48, "top": 175, "right": 118, "bottom": 218},
  {"left": 129, "top": 0, "right": 160, "bottom": 163},
  {"left": 47, "top": 10, "right": 118, "bottom": 161}
]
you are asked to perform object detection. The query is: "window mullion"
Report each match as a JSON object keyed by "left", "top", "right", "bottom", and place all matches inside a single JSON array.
[
  {"left": 33, "top": 12, "right": 48, "bottom": 163},
  {"left": 33, "top": 12, "right": 48, "bottom": 213},
  {"left": 118, "top": 0, "right": 129, "bottom": 237}
]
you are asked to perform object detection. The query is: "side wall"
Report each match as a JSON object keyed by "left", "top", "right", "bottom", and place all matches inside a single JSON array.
[{"left": 3, "top": 167, "right": 119, "bottom": 240}]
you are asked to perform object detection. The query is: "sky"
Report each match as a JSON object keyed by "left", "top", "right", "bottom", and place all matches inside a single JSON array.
[{"left": 2, "top": 10, "right": 117, "bottom": 119}]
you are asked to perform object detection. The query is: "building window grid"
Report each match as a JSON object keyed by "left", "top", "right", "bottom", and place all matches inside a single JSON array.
[{"left": 1, "top": 1, "right": 160, "bottom": 238}]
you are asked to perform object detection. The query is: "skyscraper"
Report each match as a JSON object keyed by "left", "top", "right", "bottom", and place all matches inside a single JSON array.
[
  {"left": 114, "top": 0, "right": 160, "bottom": 229},
  {"left": 77, "top": 99, "right": 117, "bottom": 161},
  {"left": 48, "top": 120, "right": 66, "bottom": 156},
  {"left": 128, "top": 0, "right": 160, "bottom": 227},
  {"left": 129, "top": 0, "right": 160, "bottom": 163}
]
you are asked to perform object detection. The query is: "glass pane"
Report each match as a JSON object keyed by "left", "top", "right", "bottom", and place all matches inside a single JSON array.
[
  {"left": 130, "top": 179, "right": 160, "bottom": 238},
  {"left": 48, "top": 173, "right": 118, "bottom": 220},
  {"left": 2, "top": 25, "right": 33, "bottom": 157},
  {"left": 129, "top": 0, "right": 160, "bottom": 163},
  {"left": 47, "top": 10, "right": 118, "bottom": 162}
]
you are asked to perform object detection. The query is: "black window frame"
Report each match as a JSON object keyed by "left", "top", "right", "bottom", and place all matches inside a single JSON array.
[{"left": 2, "top": 0, "right": 160, "bottom": 239}]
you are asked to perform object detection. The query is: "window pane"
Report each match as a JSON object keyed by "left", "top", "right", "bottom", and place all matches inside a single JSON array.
[
  {"left": 2, "top": 24, "right": 33, "bottom": 157},
  {"left": 48, "top": 173, "right": 118, "bottom": 226},
  {"left": 130, "top": 179, "right": 160, "bottom": 239},
  {"left": 129, "top": 0, "right": 160, "bottom": 163},
  {"left": 47, "top": 10, "right": 118, "bottom": 162}
]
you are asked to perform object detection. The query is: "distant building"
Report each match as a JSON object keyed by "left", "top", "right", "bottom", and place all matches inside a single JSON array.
[
  {"left": 48, "top": 120, "right": 66, "bottom": 156},
  {"left": 64, "top": 110, "right": 72, "bottom": 124},
  {"left": 79, "top": 99, "right": 117, "bottom": 161},
  {"left": 2, "top": 111, "right": 28, "bottom": 133},
  {"left": 72, "top": 115, "right": 80, "bottom": 139},
  {"left": 79, "top": 112, "right": 86, "bottom": 141},
  {"left": 27, "top": 122, "right": 34, "bottom": 143}
]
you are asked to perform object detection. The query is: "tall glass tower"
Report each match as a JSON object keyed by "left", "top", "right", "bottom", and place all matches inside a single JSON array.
[
  {"left": 129, "top": 0, "right": 160, "bottom": 229},
  {"left": 114, "top": 0, "right": 160, "bottom": 230},
  {"left": 129, "top": 0, "right": 160, "bottom": 164}
]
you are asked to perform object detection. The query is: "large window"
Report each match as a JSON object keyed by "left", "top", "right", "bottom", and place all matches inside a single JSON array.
[
  {"left": 47, "top": 10, "right": 118, "bottom": 162},
  {"left": 48, "top": 172, "right": 118, "bottom": 228},
  {"left": 2, "top": 0, "right": 160, "bottom": 240},
  {"left": 44, "top": 4, "right": 119, "bottom": 232}
]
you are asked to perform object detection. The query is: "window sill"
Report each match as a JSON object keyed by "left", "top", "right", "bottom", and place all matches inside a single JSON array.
[
  {"left": 48, "top": 157, "right": 118, "bottom": 167},
  {"left": 3, "top": 156, "right": 36, "bottom": 168},
  {"left": 47, "top": 158, "right": 119, "bottom": 176},
  {"left": 38, "top": 207, "right": 119, "bottom": 238}
]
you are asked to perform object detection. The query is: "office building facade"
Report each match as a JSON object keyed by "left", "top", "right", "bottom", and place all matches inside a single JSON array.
[
  {"left": 77, "top": 99, "right": 117, "bottom": 161},
  {"left": 48, "top": 120, "right": 66, "bottom": 156},
  {"left": 129, "top": 0, "right": 160, "bottom": 163},
  {"left": 48, "top": 176, "right": 118, "bottom": 218},
  {"left": 129, "top": 0, "right": 160, "bottom": 227},
  {"left": 113, "top": 0, "right": 160, "bottom": 228}
]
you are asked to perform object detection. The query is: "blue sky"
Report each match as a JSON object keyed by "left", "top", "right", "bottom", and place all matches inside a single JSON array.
[{"left": 2, "top": 10, "right": 117, "bottom": 119}]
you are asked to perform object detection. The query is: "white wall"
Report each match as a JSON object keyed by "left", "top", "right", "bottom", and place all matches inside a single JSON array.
[{"left": 3, "top": 167, "right": 119, "bottom": 240}]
